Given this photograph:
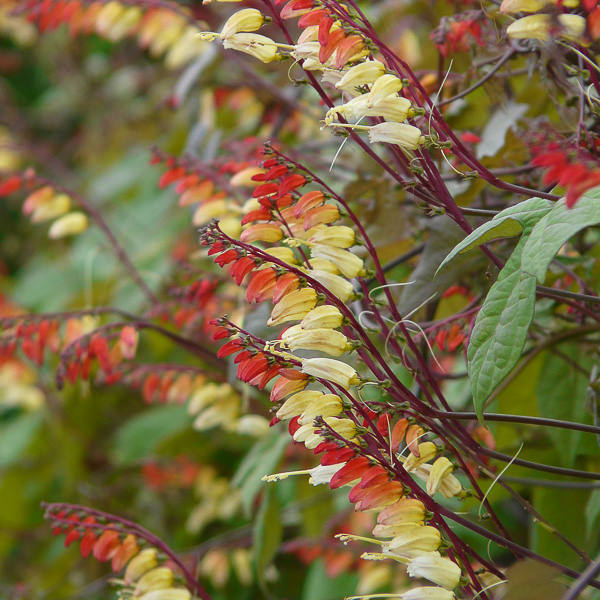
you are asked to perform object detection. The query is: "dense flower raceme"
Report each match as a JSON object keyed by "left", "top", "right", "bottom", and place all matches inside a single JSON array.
[
  {"left": 44, "top": 504, "right": 193, "bottom": 600},
  {"left": 197, "top": 4, "right": 429, "bottom": 153},
  {"left": 184, "top": 147, "right": 488, "bottom": 598}
]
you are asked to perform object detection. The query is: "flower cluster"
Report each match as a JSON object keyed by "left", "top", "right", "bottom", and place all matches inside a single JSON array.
[
  {"left": 16, "top": 0, "right": 209, "bottom": 68},
  {"left": 199, "top": 5, "right": 427, "bottom": 151},
  {"left": 45, "top": 504, "right": 193, "bottom": 600}
]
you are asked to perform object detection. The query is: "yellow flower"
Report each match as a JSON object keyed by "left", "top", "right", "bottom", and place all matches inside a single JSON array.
[
  {"left": 300, "top": 305, "right": 344, "bottom": 330},
  {"left": 311, "top": 245, "right": 364, "bottom": 278},
  {"left": 506, "top": 13, "right": 585, "bottom": 41},
  {"left": 134, "top": 567, "right": 174, "bottom": 595},
  {"left": 220, "top": 9, "right": 265, "bottom": 39},
  {"left": 301, "top": 357, "right": 359, "bottom": 387},
  {"left": 223, "top": 33, "right": 280, "bottom": 63},
  {"left": 31, "top": 193, "right": 70, "bottom": 223},
  {"left": 407, "top": 553, "right": 461, "bottom": 590},
  {"left": 403, "top": 442, "right": 437, "bottom": 472},
  {"left": 298, "top": 393, "right": 343, "bottom": 423},
  {"left": 48, "top": 212, "right": 88, "bottom": 238},
  {"left": 281, "top": 325, "right": 351, "bottom": 356},
  {"left": 384, "top": 525, "right": 441, "bottom": 556},
  {"left": 230, "top": 166, "right": 266, "bottom": 186},
  {"left": 400, "top": 587, "right": 455, "bottom": 600},
  {"left": 368, "top": 74, "right": 403, "bottom": 104},
  {"left": 367, "top": 122, "right": 423, "bottom": 150},
  {"left": 309, "top": 225, "right": 356, "bottom": 248},
  {"left": 268, "top": 288, "right": 318, "bottom": 326},
  {"left": 138, "top": 590, "right": 192, "bottom": 600},
  {"left": 276, "top": 390, "right": 325, "bottom": 419},
  {"left": 426, "top": 457, "right": 453, "bottom": 495},
  {"left": 124, "top": 549, "right": 158, "bottom": 584},
  {"left": 335, "top": 60, "right": 386, "bottom": 91}
]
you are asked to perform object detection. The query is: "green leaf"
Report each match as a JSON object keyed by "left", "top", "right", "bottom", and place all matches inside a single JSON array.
[
  {"left": 537, "top": 344, "right": 593, "bottom": 467},
  {"left": 468, "top": 236, "right": 537, "bottom": 420},
  {"left": 436, "top": 197, "right": 552, "bottom": 274},
  {"left": 111, "top": 404, "right": 190, "bottom": 465},
  {"left": 301, "top": 559, "right": 359, "bottom": 600},
  {"left": 532, "top": 486, "right": 591, "bottom": 568},
  {"left": 522, "top": 188, "right": 600, "bottom": 282},
  {"left": 253, "top": 486, "right": 282, "bottom": 585},
  {"left": 0, "top": 411, "right": 43, "bottom": 468},
  {"left": 585, "top": 489, "right": 600, "bottom": 538},
  {"left": 232, "top": 425, "right": 289, "bottom": 514}
]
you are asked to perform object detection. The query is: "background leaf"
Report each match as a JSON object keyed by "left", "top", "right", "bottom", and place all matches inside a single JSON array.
[{"left": 253, "top": 486, "right": 282, "bottom": 587}]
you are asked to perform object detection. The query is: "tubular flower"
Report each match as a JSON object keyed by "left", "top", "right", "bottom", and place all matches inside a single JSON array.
[
  {"left": 124, "top": 549, "right": 158, "bottom": 583},
  {"left": 298, "top": 393, "right": 343, "bottom": 423},
  {"left": 310, "top": 245, "right": 365, "bottom": 278},
  {"left": 335, "top": 60, "right": 386, "bottom": 92},
  {"left": 404, "top": 442, "right": 438, "bottom": 471},
  {"left": 48, "top": 212, "right": 88, "bottom": 238},
  {"left": 309, "top": 225, "right": 356, "bottom": 248},
  {"left": 276, "top": 390, "right": 325, "bottom": 419},
  {"left": 223, "top": 32, "right": 280, "bottom": 62},
  {"left": 406, "top": 553, "right": 461, "bottom": 590},
  {"left": 375, "top": 499, "right": 426, "bottom": 530},
  {"left": 325, "top": 94, "right": 412, "bottom": 125},
  {"left": 301, "top": 357, "right": 360, "bottom": 387},
  {"left": 416, "top": 464, "right": 462, "bottom": 499},
  {"left": 368, "top": 74, "right": 404, "bottom": 104},
  {"left": 240, "top": 223, "right": 283, "bottom": 243},
  {"left": 400, "top": 587, "right": 455, "bottom": 600},
  {"left": 300, "top": 305, "right": 344, "bottom": 330},
  {"left": 506, "top": 13, "right": 585, "bottom": 41},
  {"left": 134, "top": 567, "right": 174, "bottom": 595},
  {"left": 268, "top": 288, "right": 318, "bottom": 326},
  {"left": 308, "top": 270, "right": 355, "bottom": 302},
  {"left": 384, "top": 525, "right": 441, "bottom": 557},
  {"left": 263, "top": 246, "right": 299, "bottom": 265},
  {"left": 367, "top": 122, "right": 424, "bottom": 150},
  {"left": 220, "top": 9, "right": 265, "bottom": 39},
  {"left": 308, "top": 462, "right": 346, "bottom": 485},
  {"left": 270, "top": 373, "right": 308, "bottom": 402},
  {"left": 281, "top": 325, "right": 352, "bottom": 356},
  {"left": 139, "top": 590, "right": 192, "bottom": 600},
  {"left": 426, "top": 458, "right": 453, "bottom": 496}
]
